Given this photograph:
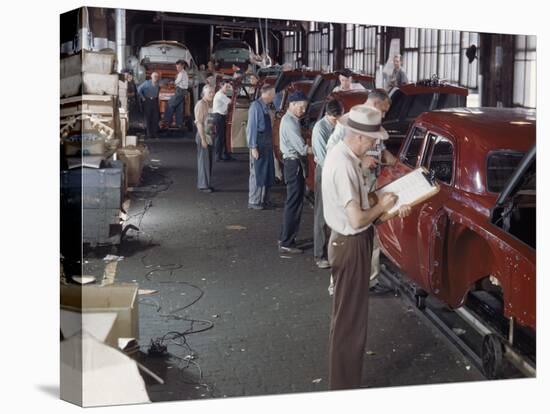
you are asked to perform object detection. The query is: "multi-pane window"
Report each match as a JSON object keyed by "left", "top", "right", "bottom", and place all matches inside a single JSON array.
[
  {"left": 283, "top": 31, "right": 302, "bottom": 68},
  {"left": 343, "top": 24, "right": 376, "bottom": 73},
  {"left": 344, "top": 24, "right": 355, "bottom": 69},
  {"left": 403, "top": 27, "right": 419, "bottom": 82},
  {"left": 438, "top": 30, "right": 460, "bottom": 83},
  {"left": 460, "top": 32, "right": 479, "bottom": 89},
  {"left": 320, "top": 25, "right": 334, "bottom": 72},
  {"left": 513, "top": 35, "right": 536, "bottom": 108},
  {"left": 364, "top": 26, "right": 377, "bottom": 76},
  {"left": 419, "top": 28, "right": 439, "bottom": 80},
  {"left": 308, "top": 31, "right": 321, "bottom": 70}
]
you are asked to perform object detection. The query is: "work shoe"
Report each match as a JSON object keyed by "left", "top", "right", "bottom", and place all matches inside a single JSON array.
[
  {"left": 315, "top": 259, "right": 331, "bottom": 269},
  {"left": 278, "top": 245, "right": 303, "bottom": 254},
  {"left": 248, "top": 203, "right": 264, "bottom": 210}
]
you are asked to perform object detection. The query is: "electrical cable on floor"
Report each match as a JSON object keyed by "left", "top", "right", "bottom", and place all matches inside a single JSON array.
[
  {"left": 121, "top": 159, "right": 216, "bottom": 396},
  {"left": 138, "top": 253, "right": 216, "bottom": 397}
]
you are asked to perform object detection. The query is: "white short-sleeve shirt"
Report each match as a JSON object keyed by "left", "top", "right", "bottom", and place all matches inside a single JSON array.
[
  {"left": 213, "top": 90, "right": 231, "bottom": 115},
  {"left": 322, "top": 140, "right": 371, "bottom": 235}
]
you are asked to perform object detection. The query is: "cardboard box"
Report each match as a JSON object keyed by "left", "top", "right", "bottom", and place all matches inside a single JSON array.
[
  {"left": 61, "top": 50, "right": 115, "bottom": 78},
  {"left": 82, "top": 73, "right": 119, "bottom": 96},
  {"left": 60, "top": 74, "right": 82, "bottom": 98},
  {"left": 64, "top": 137, "right": 106, "bottom": 156},
  {"left": 60, "top": 283, "right": 139, "bottom": 347},
  {"left": 117, "top": 145, "right": 148, "bottom": 186},
  {"left": 60, "top": 95, "right": 116, "bottom": 118}
]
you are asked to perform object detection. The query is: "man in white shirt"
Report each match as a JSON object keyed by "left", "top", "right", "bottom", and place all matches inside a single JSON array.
[
  {"left": 212, "top": 81, "right": 234, "bottom": 161},
  {"left": 162, "top": 59, "right": 189, "bottom": 129},
  {"left": 332, "top": 68, "right": 366, "bottom": 93},
  {"left": 322, "top": 104, "right": 410, "bottom": 390}
]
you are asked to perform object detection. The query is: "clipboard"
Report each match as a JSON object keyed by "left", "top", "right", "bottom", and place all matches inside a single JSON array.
[{"left": 372, "top": 167, "right": 440, "bottom": 222}]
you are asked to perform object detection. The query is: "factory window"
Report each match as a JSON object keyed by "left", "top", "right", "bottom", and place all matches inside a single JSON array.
[
  {"left": 283, "top": 31, "right": 303, "bottom": 68},
  {"left": 460, "top": 32, "right": 479, "bottom": 90},
  {"left": 308, "top": 31, "right": 322, "bottom": 70},
  {"left": 513, "top": 35, "right": 536, "bottom": 108},
  {"left": 364, "top": 26, "right": 377, "bottom": 76},
  {"left": 320, "top": 25, "right": 334, "bottom": 72},
  {"left": 344, "top": 24, "right": 355, "bottom": 70},
  {"left": 438, "top": 30, "right": 460, "bottom": 84},
  {"left": 403, "top": 27, "right": 419, "bottom": 82},
  {"left": 419, "top": 28, "right": 438, "bottom": 80}
]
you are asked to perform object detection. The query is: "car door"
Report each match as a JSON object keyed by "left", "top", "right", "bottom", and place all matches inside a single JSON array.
[
  {"left": 377, "top": 125, "right": 428, "bottom": 273},
  {"left": 416, "top": 132, "right": 457, "bottom": 293}
]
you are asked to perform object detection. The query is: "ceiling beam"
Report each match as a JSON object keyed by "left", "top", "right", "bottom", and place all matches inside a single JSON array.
[{"left": 155, "top": 12, "right": 302, "bottom": 32}]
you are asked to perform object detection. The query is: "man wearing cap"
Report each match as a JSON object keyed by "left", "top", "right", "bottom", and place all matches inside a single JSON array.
[
  {"left": 278, "top": 91, "right": 312, "bottom": 254},
  {"left": 333, "top": 68, "right": 367, "bottom": 93},
  {"left": 312, "top": 99, "right": 344, "bottom": 268},
  {"left": 322, "top": 104, "right": 411, "bottom": 390},
  {"left": 247, "top": 84, "right": 276, "bottom": 210},
  {"left": 163, "top": 59, "right": 188, "bottom": 129}
]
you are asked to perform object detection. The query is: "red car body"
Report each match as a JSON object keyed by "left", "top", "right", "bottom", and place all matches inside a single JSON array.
[{"left": 376, "top": 108, "right": 536, "bottom": 332}]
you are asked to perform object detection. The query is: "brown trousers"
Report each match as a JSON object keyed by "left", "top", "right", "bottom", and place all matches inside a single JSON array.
[{"left": 328, "top": 226, "right": 374, "bottom": 390}]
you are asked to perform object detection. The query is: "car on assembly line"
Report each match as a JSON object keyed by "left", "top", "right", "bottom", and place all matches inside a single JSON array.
[
  {"left": 375, "top": 107, "right": 536, "bottom": 376},
  {"left": 128, "top": 40, "right": 200, "bottom": 131},
  {"left": 383, "top": 78, "right": 468, "bottom": 154},
  {"left": 300, "top": 78, "right": 469, "bottom": 191},
  {"left": 212, "top": 39, "right": 253, "bottom": 75},
  {"left": 272, "top": 71, "right": 375, "bottom": 165}
]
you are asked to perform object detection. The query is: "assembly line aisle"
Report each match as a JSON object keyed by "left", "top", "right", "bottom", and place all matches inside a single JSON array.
[{"left": 83, "top": 134, "right": 484, "bottom": 401}]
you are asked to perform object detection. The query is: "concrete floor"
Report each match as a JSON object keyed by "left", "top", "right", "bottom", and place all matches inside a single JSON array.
[{"left": 83, "top": 134, "right": 485, "bottom": 402}]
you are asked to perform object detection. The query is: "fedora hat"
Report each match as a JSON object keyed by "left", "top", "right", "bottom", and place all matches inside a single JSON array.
[{"left": 338, "top": 104, "right": 389, "bottom": 140}]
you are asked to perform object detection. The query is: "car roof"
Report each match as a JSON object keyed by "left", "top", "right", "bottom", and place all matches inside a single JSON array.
[
  {"left": 214, "top": 40, "right": 250, "bottom": 49},
  {"left": 397, "top": 83, "right": 468, "bottom": 96},
  {"left": 415, "top": 108, "right": 536, "bottom": 196},
  {"left": 416, "top": 108, "right": 536, "bottom": 149},
  {"left": 143, "top": 40, "right": 189, "bottom": 50}
]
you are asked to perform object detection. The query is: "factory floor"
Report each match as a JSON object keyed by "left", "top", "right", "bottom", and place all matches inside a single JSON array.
[{"left": 82, "top": 133, "right": 485, "bottom": 402}]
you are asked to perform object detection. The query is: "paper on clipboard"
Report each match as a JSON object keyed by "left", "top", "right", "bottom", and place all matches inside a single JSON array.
[{"left": 374, "top": 167, "right": 440, "bottom": 222}]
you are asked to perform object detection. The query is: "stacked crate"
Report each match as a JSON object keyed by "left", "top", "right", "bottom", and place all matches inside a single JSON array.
[
  {"left": 60, "top": 160, "right": 124, "bottom": 247},
  {"left": 60, "top": 50, "right": 128, "bottom": 247}
]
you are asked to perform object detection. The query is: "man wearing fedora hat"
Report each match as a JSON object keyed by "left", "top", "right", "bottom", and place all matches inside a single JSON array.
[
  {"left": 326, "top": 89, "right": 397, "bottom": 294},
  {"left": 322, "top": 104, "right": 411, "bottom": 390},
  {"left": 278, "top": 90, "right": 312, "bottom": 254}
]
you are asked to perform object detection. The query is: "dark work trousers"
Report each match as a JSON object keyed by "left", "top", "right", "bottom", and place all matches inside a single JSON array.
[
  {"left": 328, "top": 226, "right": 374, "bottom": 390},
  {"left": 279, "top": 158, "right": 305, "bottom": 247},
  {"left": 163, "top": 89, "right": 186, "bottom": 127},
  {"left": 143, "top": 98, "right": 159, "bottom": 138},
  {"left": 313, "top": 164, "right": 329, "bottom": 259},
  {"left": 213, "top": 113, "right": 228, "bottom": 161},
  {"left": 196, "top": 133, "right": 214, "bottom": 190}
]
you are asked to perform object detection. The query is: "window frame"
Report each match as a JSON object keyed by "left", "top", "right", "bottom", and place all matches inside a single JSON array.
[
  {"left": 401, "top": 125, "right": 428, "bottom": 168},
  {"left": 422, "top": 131, "right": 456, "bottom": 187},
  {"left": 513, "top": 35, "right": 536, "bottom": 108}
]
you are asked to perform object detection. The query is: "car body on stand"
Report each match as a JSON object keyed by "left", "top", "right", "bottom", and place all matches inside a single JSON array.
[
  {"left": 375, "top": 108, "right": 536, "bottom": 348},
  {"left": 127, "top": 40, "right": 200, "bottom": 130},
  {"left": 383, "top": 78, "right": 468, "bottom": 154},
  {"left": 212, "top": 39, "right": 253, "bottom": 75}
]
